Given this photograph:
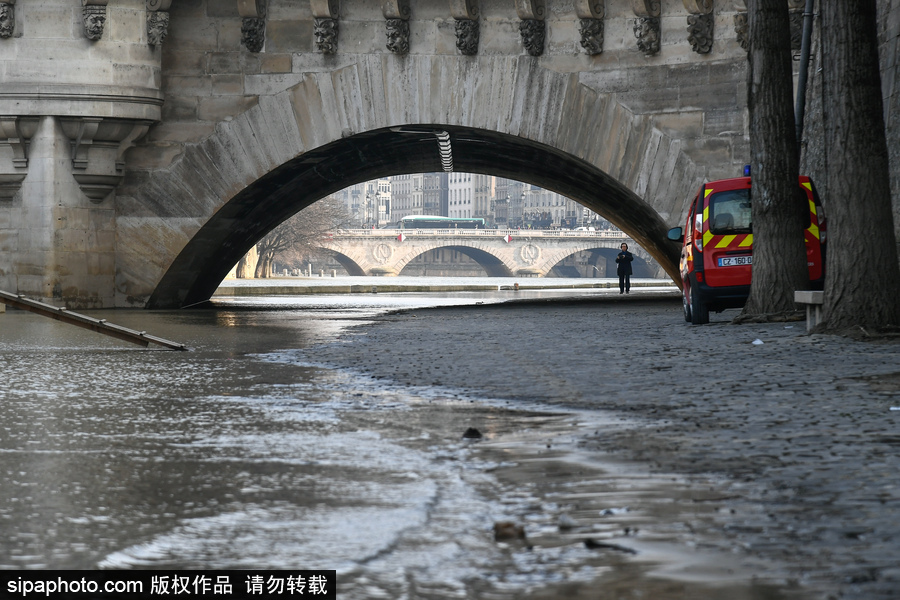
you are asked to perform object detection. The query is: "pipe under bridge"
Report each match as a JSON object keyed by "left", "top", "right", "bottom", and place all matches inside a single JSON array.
[{"left": 316, "top": 228, "right": 646, "bottom": 277}]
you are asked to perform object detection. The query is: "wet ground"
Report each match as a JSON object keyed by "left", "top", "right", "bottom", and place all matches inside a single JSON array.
[
  {"left": 300, "top": 295, "right": 900, "bottom": 600},
  {"left": 1, "top": 289, "right": 897, "bottom": 599}
]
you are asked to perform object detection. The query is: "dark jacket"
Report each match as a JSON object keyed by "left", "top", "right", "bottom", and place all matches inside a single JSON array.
[{"left": 616, "top": 251, "right": 633, "bottom": 276}]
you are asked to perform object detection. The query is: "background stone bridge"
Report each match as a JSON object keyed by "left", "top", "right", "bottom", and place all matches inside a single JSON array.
[
  {"left": 318, "top": 228, "right": 647, "bottom": 276},
  {"left": 1, "top": 0, "right": 898, "bottom": 307}
]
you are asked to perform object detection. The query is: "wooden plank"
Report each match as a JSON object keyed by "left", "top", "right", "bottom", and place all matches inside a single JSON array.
[{"left": 0, "top": 290, "right": 188, "bottom": 351}]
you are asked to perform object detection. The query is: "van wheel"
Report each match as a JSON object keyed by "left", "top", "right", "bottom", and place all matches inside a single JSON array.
[
  {"left": 690, "top": 286, "right": 709, "bottom": 325},
  {"left": 683, "top": 291, "right": 692, "bottom": 322}
]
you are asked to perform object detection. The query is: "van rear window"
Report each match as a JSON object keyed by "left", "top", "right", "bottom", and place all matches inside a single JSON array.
[
  {"left": 709, "top": 189, "right": 752, "bottom": 235},
  {"left": 708, "top": 186, "right": 813, "bottom": 235}
]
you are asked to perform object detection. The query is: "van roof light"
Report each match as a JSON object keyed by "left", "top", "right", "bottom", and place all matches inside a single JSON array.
[{"left": 743, "top": 164, "right": 751, "bottom": 177}]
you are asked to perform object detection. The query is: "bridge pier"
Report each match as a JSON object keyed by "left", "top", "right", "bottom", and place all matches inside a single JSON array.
[
  {"left": 1, "top": 0, "right": 162, "bottom": 307},
  {"left": 4, "top": 117, "right": 120, "bottom": 307}
]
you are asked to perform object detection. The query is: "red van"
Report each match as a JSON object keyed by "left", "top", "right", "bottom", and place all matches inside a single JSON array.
[{"left": 667, "top": 176, "right": 826, "bottom": 324}]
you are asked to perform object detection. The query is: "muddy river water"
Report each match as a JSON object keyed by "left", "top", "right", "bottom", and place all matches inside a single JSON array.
[{"left": 0, "top": 290, "right": 809, "bottom": 599}]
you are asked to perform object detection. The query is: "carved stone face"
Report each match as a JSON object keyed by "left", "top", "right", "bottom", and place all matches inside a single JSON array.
[
  {"left": 314, "top": 17, "right": 338, "bottom": 54},
  {"left": 518, "top": 19, "right": 545, "bottom": 57},
  {"left": 0, "top": 4, "right": 14, "bottom": 38},
  {"left": 633, "top": 16, "right": 660, "bottom": 55},
  {"left": 147, "top": 11, "right": 169, "bottom": 46},
  {"left": 639, "top": 20, "right": 657, "bottom": 43},
  {"left": 578, "top": 18, "right": 603, "bottom": 55},
  {"left": 385, "top": 19, "right": 409, "bottom": 54},
  {"left": 455, "top": 19, "right": 478, "bottom": 56},
  {"left": 83, "top": 7, "right": 106, "bottom": 41}
]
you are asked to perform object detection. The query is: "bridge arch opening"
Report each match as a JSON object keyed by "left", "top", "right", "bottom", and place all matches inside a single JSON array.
[
  {"left": 397, "top": 246, "right": 514, "bottom": 278},
  {"left": 147, "top": 126, "right": 680, "bottom": 308},
  {"left": 317, "top": 250, "right": 366, "bottom": 277},
  {"left": 547, "top": 247, "right": 657, "bottom": 279}
]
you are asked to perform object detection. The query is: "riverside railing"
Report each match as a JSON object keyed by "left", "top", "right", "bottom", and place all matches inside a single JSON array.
[{"left": 332, "top": 229, "right": 630, "bottom": 239}]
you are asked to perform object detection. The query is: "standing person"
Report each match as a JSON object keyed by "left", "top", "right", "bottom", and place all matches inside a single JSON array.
[{"left": 616, "top": 243, "right": 633, "bottom": 294}]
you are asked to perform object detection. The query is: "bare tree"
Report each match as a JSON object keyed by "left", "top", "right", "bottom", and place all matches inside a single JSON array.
[
  {"left": 737, "top": 0, "right": 810, "bottom": 321},
  {"left": 818, "top": 0, "right": 900, "bottom": 333},
  {"left": 254, "top": 196, "right": 350, "bottom": 278}
]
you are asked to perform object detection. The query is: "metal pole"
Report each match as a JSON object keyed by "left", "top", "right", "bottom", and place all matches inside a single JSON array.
[{"left": 794, "top": 0, "right": 815, "bottom": 151}]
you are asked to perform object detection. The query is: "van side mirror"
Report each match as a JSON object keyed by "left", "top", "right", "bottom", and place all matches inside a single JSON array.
[{"left": 667, "top": 227, "right": 684, "bottom": 242}]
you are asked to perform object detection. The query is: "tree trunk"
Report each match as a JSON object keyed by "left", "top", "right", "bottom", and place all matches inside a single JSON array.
[
  {"left": 255, "top": 252, "right": 275, "bottom": 278},
  {"left": 819, "top": 0, "right": 900, "bottom": 333},
  {"left": 739, "top": 0, "right": 810, "bottom": 319}
]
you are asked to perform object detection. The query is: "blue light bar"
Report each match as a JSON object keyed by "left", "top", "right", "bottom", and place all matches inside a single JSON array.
[{"left": 743, "top": 164, "right": 751, "bottom": 176}]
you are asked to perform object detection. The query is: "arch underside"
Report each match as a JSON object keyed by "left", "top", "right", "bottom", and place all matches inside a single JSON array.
[
  {"left": 147, "top": 126, "right": 681, "bottom": 308},
  {"left": 319, "top": 250, "right": 366, "bottom": 276}
]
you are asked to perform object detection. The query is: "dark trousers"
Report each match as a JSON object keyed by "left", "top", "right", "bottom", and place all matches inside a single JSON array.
[{"left": 619, "top": 274, "right": 630, "bottom": 293}]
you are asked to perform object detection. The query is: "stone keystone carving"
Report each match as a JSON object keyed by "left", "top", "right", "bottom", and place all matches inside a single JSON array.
[
  {"left": 238, "top": 0, "right": 266, "bottom": 53},
  {"left": 515, "top": 0, "right": 544, "bottom": 56},
  {"left": 314, "top": 18, "right": 338, "bottom": 54},
  {"left": 632, "top": 0, "right": 660, "bottom": 56},
  {"left": 450, "top": 0, "right": 478, "bottom": 55},
  {"left": 147, "top": 12, "right": 169, "bottom": 46},
  {"left": 82, "top": 0, "right": 108, "bottom": 41},
  {"left": 519, "top": 19, "right": 544, "bottom": 56},
  {"left": 385, "top": 18, "right": 409, "bottom": 54},
  {"left": 575, "top": 0, "right": 603, "bottom": 54},
  {"left": 633, "top": 17, "right": 660, "bottom": 55},
  {"left": 146, "top": 0, "right": 172, "bottom": 46},
  {"left": 382, "top": 0, "right": 409, "bottom": 54},
  {"left": 0, "top": 0, "right": 15, "bottom": 39},
  {"left": 311, "top": 0, "right": 339, "bottom": 53},
  {"left": 683, "top": 0, "right": 713, "bottom": 54},
  {"left": 455, "top": 19, "right": 479, "bottom": 55},
  {"left": 687, "top": 13, "right": 713, "bottom": 54},
  {"left": 579, "top": 18, "right": 604, "bottom": 55}
]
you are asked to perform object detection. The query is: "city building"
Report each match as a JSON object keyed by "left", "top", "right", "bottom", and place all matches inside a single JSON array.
[
  {"left": 423, "top": 172, "right": 448, "bottom": 216},
  {"left": 335, "top": 173, "right": 607, "bottom": 229},
  {"left": 448, "top": 172, "right": 472, "bottom": 219}
]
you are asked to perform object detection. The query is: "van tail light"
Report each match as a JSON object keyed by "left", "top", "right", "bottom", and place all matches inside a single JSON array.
[
  {"left": 696, "top": 272, "right": 704, "bottom": 283},
  {"left": 693, "top": 214, "right": 704, "bottom": 252}
]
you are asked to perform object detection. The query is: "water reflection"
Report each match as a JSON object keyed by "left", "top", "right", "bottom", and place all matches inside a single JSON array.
[{"left": 0, "top": 299, "right": 807, "bottom": 599}]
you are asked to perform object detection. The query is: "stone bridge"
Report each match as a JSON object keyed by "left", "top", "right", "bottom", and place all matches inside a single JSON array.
[
  {"left": 318, "top": 228, "right": 646, "bottom": 276},
  {"left": 2, "top": 0, "right": 897, "bottom": 307}
]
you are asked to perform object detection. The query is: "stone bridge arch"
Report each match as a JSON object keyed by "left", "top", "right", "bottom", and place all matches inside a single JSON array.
[
  {"left": 394, "top": 244, "right": 515, "bottom": 277},
  {"left": 311, "top": 248, "right": 366, "bottom": 277},
  {"left": 128, "top": 51, "right": 745, "bottom": 307},
  {"left": 535, "top": 240, "right": 653, "bottom": 276},
  {"left": 317, "top": 238, "right": 520, "bottom": 277}
]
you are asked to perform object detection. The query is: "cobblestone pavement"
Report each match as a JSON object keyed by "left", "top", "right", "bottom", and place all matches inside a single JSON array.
[{"left": 306, "top": 294, "right": 900, "bottom": 600}]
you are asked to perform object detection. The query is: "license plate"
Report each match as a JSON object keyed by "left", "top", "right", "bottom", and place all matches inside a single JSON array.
[{"left": 718, "top": 255, "right": 752, "bottom": 267}]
